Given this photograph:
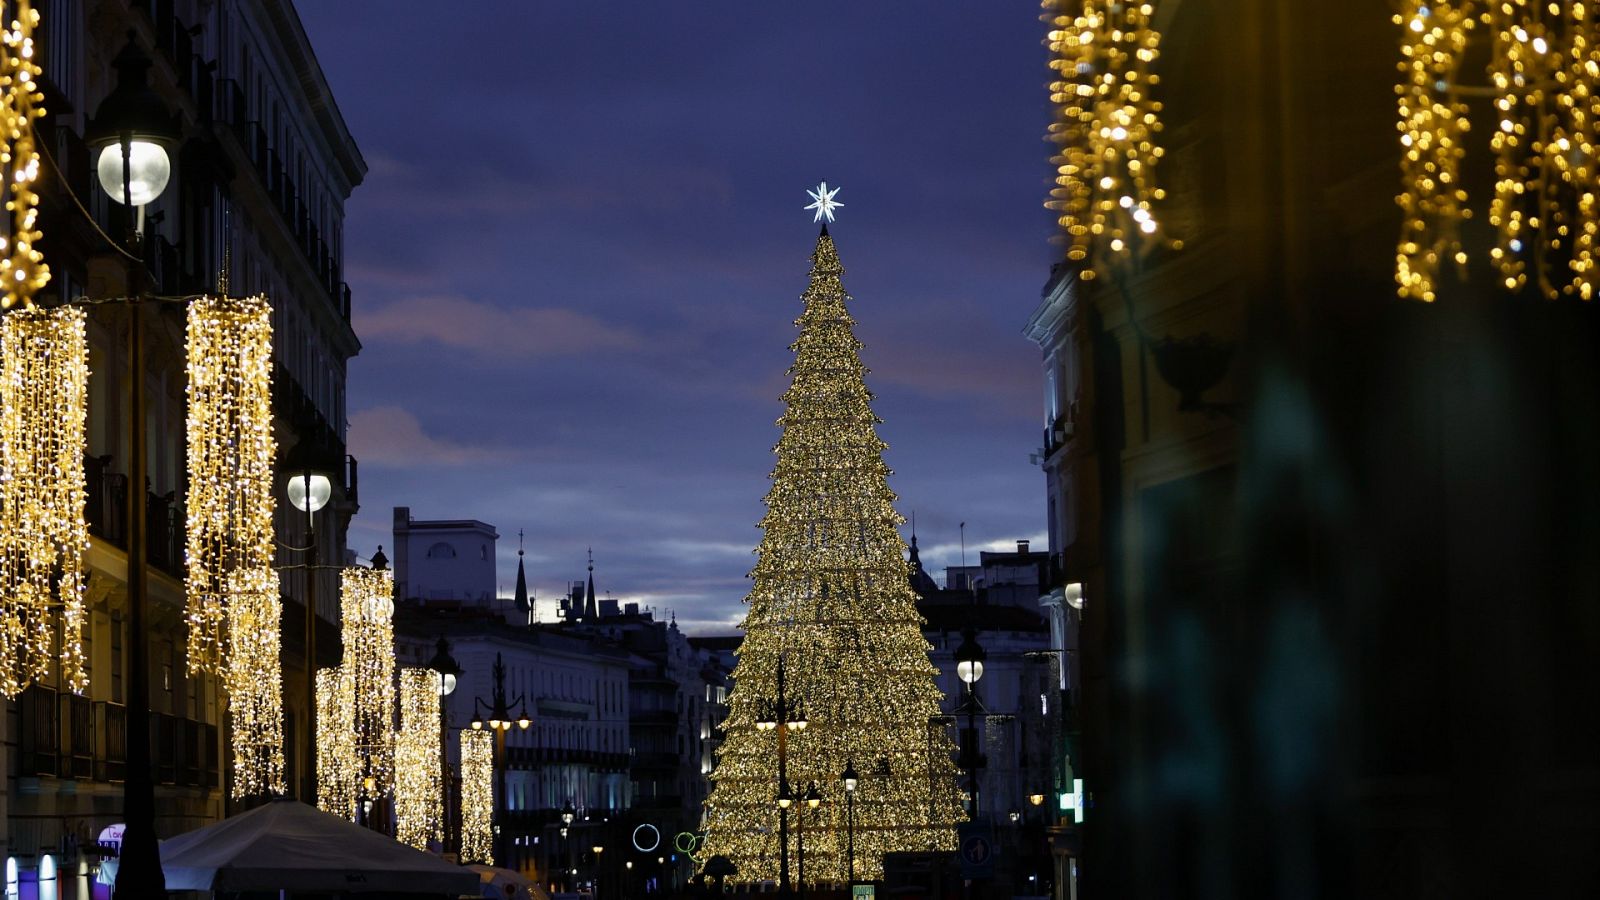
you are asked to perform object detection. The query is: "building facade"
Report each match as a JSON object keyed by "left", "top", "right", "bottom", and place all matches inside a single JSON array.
[
  {"left": 2, "top": 1, "right": 362, "bottom": 893},
  {"left": 391, "top": 506, "right": 498, "bottom": 607},
  {"left": 1026, "top": 2, "right": 1600, "bottom": 898}
]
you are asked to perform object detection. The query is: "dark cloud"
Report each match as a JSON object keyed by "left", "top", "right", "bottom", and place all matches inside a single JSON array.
[{"left": 300, "top": 2, "right": 1056, "bottom": 632}]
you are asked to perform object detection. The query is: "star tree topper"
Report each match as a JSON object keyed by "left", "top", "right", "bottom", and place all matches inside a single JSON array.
[{"left": 805, "top": 182, "right": 843, "bottom": 224}]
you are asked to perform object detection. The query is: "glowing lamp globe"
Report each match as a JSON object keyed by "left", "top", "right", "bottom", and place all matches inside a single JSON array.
[
  {"left": 954, "top": 626, "right": 986, "bottom": 685},
  {"left": 287, "top": 472, "right": 332, "bottom": 513},
  {"left": 96, "top": 141, "right": 170, "bottom": 207},
  {"left": 436, "top": 673, "right": 458, "bottom": 696},
  {"left": 85, "top": 36, "right": 179, "bottom": 210},
  {"left": 1065, "top": 582, "right": 1085, "bottom": 610}
]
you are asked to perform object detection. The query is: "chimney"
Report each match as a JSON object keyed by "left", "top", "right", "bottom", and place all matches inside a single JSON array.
[{"left": 1018, "top": 540, "right": 1030, "bottom": 554}]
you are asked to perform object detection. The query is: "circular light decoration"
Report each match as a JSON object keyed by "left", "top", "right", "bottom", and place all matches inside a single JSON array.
[
  {"left": 632, "top": 824, "right": 661, "bottom": 853},
  {"left": 674, "top": 831, "right": 704, "bottom": 865}
]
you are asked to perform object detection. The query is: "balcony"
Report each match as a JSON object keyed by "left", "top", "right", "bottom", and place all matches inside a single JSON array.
[
  {"left": 16, "top": 688, "right": 213, "bottom": 788},
  {"left": 83, "top": 454, "right": 186, "bottom": 578}
]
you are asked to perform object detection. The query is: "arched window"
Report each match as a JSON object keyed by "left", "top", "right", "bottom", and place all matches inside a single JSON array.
[{"left": 425, "top": 542, "right": 456, "bottom": 559}]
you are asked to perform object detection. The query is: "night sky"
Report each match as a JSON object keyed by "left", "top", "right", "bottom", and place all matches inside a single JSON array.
[{"left": 296, "top": 3, "right": 1059, "bottom": 633}]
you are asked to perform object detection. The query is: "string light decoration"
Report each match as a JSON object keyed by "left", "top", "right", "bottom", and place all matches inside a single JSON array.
[
  {"left": 226, "top": 568, "right": 284, "bottom": 799},
  {"left": 1043, "top": 0, "right": 1174, "bottom": 282},
  {"left": 0, "top": 0, "right": 50, "bottom": 309},
  {"left": 184, "top": 295, "right": 275, "bottom": 675},
  {"left": 342, "top": 566, "right": 396, "bottom": 800},
  {"left": 1396, "top": 1, "right": 1475, "bottom": 301},
  {"left": 459, "top": 729, "right": 494, "bottom": 865},
  {"left": 1394, "top": 1, "right": 1600, "bottom": 300},
  {"left": 0, "top": 306, "right": 89, "bottom": 696},
  {"left": 316, "top": 666, "right": 359, "bottom": 820},
  {"left": 394, "top": 668, "right": 442, "bottom": 850},
  {"left": 699, "top": 225, "right": 965, "bottom": 884}
]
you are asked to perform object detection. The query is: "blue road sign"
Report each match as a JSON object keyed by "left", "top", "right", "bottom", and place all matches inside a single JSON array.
[{"left": 957, "top": 819, "right": 996, "bottom": 880}]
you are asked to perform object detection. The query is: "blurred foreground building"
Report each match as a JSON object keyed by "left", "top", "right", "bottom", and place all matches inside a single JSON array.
[{"left": 1026, "top": 3, "right": 1600, "bottom": 898}]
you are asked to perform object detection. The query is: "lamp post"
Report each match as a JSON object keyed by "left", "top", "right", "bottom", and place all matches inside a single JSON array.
[
  {"left": 754, "top": 655, "right": 806, "bottom": 898},
  {"left": 285, "top": 458, "right": 333, "bottom": 807},
  {"left": 841, "top": 761, "right": 858, "bottom": 884},
  {"left": 954, "top": 625, "right": 987, "bottom": 819},
  {"left": 85, "top": 32, "right": 177, "bottom": 900},
  {"left": 469, "top": 653, "right": 531, "bottom": 869},
  {"left": 560, "top": 802, "right": 575, "bottom": 891},
  {"left": 427, "top": 637, "right": 462, "bottom": 851},
  {"left": 795, "top": 781, "right": 820, "bottom": 898},
  {"left": 591, "top": 844, "right": 604, "bottom": 900}
]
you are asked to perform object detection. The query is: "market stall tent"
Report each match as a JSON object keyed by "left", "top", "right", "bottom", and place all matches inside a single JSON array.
[{"left": 158, "top": 798, "right": 479, "bottom": 895}]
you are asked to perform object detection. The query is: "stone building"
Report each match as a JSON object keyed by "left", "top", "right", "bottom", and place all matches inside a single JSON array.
[{"left": 2, "top": 0, "right": 361, "bottom": 893}]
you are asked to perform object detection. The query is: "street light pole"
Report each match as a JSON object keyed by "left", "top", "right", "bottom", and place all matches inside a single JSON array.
[
  {"left": 842, "top": 761, "right": 858, "bottom": 884},
  {"left": 797, "top": 781, "right": 820, "bottom": 899},
  {"left": 755, "top": 655, "right": 807, "bottom": 898},
  {"left": 955, "top": 625, "right": 987, "bottom": 819},
  {"left": 427, "top": 637, "right": 462, "bottom": 852},
  {"left": 85, "top": 33, "right": 178, "bottom": 900},
  {"left": 469, "top": 653, "right": 531, "bottom": 867}
]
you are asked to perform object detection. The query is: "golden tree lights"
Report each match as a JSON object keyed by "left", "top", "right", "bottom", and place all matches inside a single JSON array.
[
  {"left": 0, "top": 306, "right": 88, "bottom": 696},
  {"left": 316, "top": 666, "right": 359, "bottom": 819},
  {"left": 698, "top": 228, "right": 965, "bottom": 884},
  {"left": 184, "top": 296, "right": 275, "bottom": 675},
  {"left": 1395, "top": 1, "right": 1600, "bottom": 300},
  {"left": 226, "top": 568, "right": 284, "bottom": 799},
  {"left": 1044, "top": 0, "right": 1173, "bottom": 282},
  {"left": 459, "top": 729, "right": 494, "bottom": 866},
  {"left": 0, "top": 0, "right": 50, "bottom": 309},
  {"left": 342, "top": 566, "right": 395, "bottom": 799},
  {"left": 395, "top": 668, "right": 442, "bottom": 851}
]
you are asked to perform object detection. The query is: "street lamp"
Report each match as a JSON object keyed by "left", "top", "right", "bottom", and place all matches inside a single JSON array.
[
  {"left": 841, "top": 761, "right": 858, "bottom": 884},
  {"left": 426, "top": 638, "right": 462, "bottom": 851},
  {"left": 954, "top": 625, "right": 987, "bottom": 818},
  {"left": 796, "top": 782, "right": 821, "bottom": 898},
  {"left": 592, "top": 845, "right": 604, "bottom": 900},
  {"left": 281, "top": 438, "right": 337, "bottom": 807},
  {"left": 85, "top": 31, "right": 178, "bottom": 900},
  {"left": 468, "top": 654, "right": 531, "bottom": 868},
  {"left": 755, "top": 655, "right": 806, "bottom": 897}
]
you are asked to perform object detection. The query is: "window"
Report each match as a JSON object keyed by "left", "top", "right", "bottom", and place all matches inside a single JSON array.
[
  {"left": 480, "top": 545, "right": 488, "bottom": 561},
  {"left": 426, "top": 542, "right": 456, "bottom": 559}
]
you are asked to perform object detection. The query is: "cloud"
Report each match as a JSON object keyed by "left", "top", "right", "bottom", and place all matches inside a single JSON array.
[
  {"left": 349, "top": 406, "right": 511, "bottom": 468},
  {"left": 355, "top": 295, "right": 640, "bottom": 359}
]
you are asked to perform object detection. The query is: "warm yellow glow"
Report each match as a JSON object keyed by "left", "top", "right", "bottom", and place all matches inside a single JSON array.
[
  {"left": 342, "top": 567, "right": 396, "bottom": 800},
  {"left": 699, "top": 232, "right": 964, "bottom": 884},
  {"left": 0, "top": 1, "right": 51, "bottom": 309},
  {"left": 226, "top": 568, "right": 285, "bottom": 799},
  {"left": 1044, "top": 0, "right": 1171, "bottom": 280},
  {"left": 395, "top": 668, "right": 442, "bottom": 850},
  {"left": 1394, "top": 1, "right": 1600, "bottom": 300},
  {"left": 0, "top": 306, "right": 89, "bottom": 697},
  {"left": 459, "top": 729, "right": 494, "bottom": 866},
  {"left": 185, "top": 296, "right": 275, "bottom": 676},
  {"left": 316, "top": 665, "right": 359, "bottom": 819}
]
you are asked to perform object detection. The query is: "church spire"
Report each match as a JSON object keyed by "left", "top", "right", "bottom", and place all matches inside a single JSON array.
[
  {"left": 584, "top": 549, "right": 598, "bottom": 619},
  {"left": 513, "top": 529, "right": 530, "bottom": 613}
]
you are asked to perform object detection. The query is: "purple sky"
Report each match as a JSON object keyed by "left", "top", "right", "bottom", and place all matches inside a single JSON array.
[{"left": 297, "top": 3, "right": 1058, "bottom": 634}]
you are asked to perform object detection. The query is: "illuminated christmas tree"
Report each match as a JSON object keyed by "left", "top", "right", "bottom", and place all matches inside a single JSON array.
[{"left": 701, "top": 187, "right": 964, "bottom": 884}]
